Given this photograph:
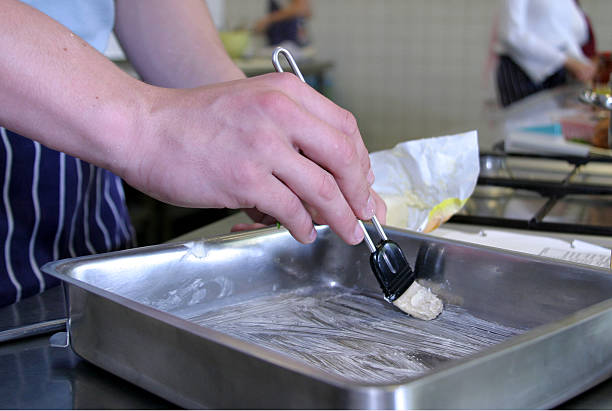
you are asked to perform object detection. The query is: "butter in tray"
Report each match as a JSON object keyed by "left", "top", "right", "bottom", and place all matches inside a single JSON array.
[{"left": 370, "top": 130, "right": 479, "bottom": 232}]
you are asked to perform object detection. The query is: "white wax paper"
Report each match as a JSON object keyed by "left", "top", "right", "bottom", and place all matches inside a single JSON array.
[
  {"left": 433, "top": 228, "right": 611, "bottom": 269},
  {"left": 370, "top": 131, "right": 479, "bottom": 232}
]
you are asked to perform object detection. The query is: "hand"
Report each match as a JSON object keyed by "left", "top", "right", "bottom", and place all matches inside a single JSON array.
[
  {"left": 125, "top": 73, "right": 383, "bottom": 245},
  {"left": 565, "top": 57, "right": 596, "bottom": 84},
  {"left": 230, "top": 208, "right": 276, "bottom": 233},
  {"left": 253, "top": 17, "right": 269, "bottom": 33},
  {"left": 232, "top": 191, "right": 387, "bottom": 233}
]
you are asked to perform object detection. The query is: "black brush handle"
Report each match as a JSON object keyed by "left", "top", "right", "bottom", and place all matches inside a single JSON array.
[{"left": 369, "top": 240, "right": 416, "bottom": 302}]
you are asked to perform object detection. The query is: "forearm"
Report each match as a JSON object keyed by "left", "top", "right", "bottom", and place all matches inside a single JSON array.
[
  {"left": 0, "top": 0, "right": 382, "bottom": 247},
  {"left": 0, "top": 0, "right": 146, "bottom": 176},
  {"left": 114, "top": 0, "right": 245, "bottom": 88}
]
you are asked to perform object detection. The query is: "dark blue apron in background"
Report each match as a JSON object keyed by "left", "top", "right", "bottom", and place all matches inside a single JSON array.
[{"left": 496, "top": 55, "right": 568, "bottom": 107}]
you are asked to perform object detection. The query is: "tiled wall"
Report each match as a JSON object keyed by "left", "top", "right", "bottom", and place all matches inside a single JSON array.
[
  {"left": 582, "top": 0, "right": 612, "bottom": 52},
  {"left": 225, "top": 0, "right": 612, "bottom": 152}
]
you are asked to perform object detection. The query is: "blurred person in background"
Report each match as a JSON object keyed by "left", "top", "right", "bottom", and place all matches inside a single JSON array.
[
  {"left": 495, "top": 0, "right": 596, "bottom": 107},
  {"left": 254, "top": 0, "right": 311, "bottom": 48}
]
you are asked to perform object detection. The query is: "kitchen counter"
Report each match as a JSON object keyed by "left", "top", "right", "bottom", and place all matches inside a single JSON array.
[
  {"left": 0, "top": 285, "right": 173, "bottom": 409},
  {"left": 1, "top": 213, "right": 611, "bottom": 409}
]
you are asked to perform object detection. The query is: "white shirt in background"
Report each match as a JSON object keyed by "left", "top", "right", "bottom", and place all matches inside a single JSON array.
[
  {"left": 496, "top": 0, "right": 589, "bottom": 84},
  {"left": 19, "top": 0, "right": 114, "bottom": 53}
]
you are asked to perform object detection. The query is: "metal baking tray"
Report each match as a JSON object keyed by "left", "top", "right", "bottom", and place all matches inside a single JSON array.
[{"left": 43, "top": 225, "right": 612, "bottom": 409}]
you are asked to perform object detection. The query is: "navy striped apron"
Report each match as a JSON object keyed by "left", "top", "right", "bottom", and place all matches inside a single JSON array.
[
  {"left": 496, "top": 55, "right": 568, "bottom": 107},
  {"left": 0, "top": 128, "right": 135, "bottom": 307}
]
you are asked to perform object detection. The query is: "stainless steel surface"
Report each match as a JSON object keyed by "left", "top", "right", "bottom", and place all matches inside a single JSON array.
[
  {"left": 272, "top": 47, "right": 305, "bottom": 82},
  {"left": 479, "top": 155, "right": 576, "bottom": 181},
  {"left": 357, "top": 220, "right": 376, "bottom": 253},
  {"left": 461, "top": 191, "right": 612, "bottom": 227},
  {"left": 0, "top": 284, "right": 67, "bottom": 343},
  {"left": 50, "top": 331, "right": 70, "bottom": 348},
  {"left": 357, "top": 215, "right": 391, "bottom": 261},
  {"left": 461, "top": 154, "right": 612, "bottom": 229},
  {"left": 579, "top": 88, "right": 612, "bottom": 111},
  {"left": 0, "top": 333, "right": 174, "bottom": 409},
  {"left": 460, "top": 189, "right": 548, "bottom": 219},
  {"left": 543, "top": 194, "right": 612, "bottom": 226},
  {"left": 43, "top": 226, "right": 612, "bottom": 409},
  {"left": 0, "top": 318, "right": 66, "bottom": 343},
  {"left": 371, "top": 215, "right": 388, "bottom": 241}
]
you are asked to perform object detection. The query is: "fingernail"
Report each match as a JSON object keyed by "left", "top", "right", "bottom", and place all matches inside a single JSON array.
[
  {"left": 367, "top": 168, "right": 375, "bottom": 185},
  {"left": 364, "top": 194, "right": 376, "bottom": 219},
  {"left": 353, "top": 223, "right": 364, "bottom": 244},
  {"left": 308, "top": 227, "right": 317, "bottom": 243}
]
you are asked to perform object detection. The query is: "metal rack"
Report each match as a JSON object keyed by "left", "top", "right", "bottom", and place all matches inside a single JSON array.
[{"left": 450, "top": 149, "right": 612, "bottom": 236}]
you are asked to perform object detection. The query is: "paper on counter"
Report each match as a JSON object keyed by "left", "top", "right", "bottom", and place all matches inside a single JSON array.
[
  {"left": 370, "top": 131, "right": 479, "bottom": 232},
  {"left": 432, "top": 228, "right": 612, "bottom": 269},
  {"left": 504, "top": 131, "right": 590, "bottom": 157}
]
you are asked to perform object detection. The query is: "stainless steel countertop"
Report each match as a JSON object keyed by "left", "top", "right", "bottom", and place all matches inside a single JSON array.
[{"left": 0, "top": 332, "right": 174, "bottom": 409}]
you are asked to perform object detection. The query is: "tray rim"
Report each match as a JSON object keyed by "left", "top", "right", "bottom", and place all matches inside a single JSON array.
[{"left": 42, "top": 225, "right": 612, "bottom": 394}]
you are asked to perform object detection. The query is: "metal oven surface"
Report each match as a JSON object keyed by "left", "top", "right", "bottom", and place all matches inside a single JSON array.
[
  {"left": 43, "top": 226, "right": 612, "bottom": 409},
  {"left": 453, "top": 153, "right": 612, "bottom": 235}
]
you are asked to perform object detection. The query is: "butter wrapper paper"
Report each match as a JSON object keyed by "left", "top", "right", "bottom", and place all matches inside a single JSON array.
[{"left": 370, "top": 131, "right": 479, "bottom": 232}]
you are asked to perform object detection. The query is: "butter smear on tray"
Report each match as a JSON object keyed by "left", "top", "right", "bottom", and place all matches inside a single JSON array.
[{"left": 393, "top": 281, "right": 443, "bottom": 320}]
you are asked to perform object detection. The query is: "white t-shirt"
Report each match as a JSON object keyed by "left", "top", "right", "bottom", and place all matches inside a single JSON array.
[
  {"left": 496, "top": 0, "right": 589, "bottom": 83},
  {"left": 20, "top": 0, "right": 114, "bottom": 53}
]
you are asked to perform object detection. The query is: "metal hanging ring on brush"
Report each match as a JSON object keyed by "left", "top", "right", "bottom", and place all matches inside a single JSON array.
[{"left": 271, "top": 47, "right": 416, "bottom": 303}]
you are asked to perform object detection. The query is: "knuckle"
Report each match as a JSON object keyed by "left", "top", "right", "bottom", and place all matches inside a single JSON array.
[
  {"left": 228, "top": 162, "right": 259, "bottom": 189},
  {"left": 336, "top": 136, "right": 358, "bottom": 167},
  {"left": 284, "top": 195, "right": 305, "bottom": 219},
  {"left": 273, "top": 71, "right": 302, "bottom": 90},
  {"left": 239, "top": 125, "right": 279, "bottom": 156},
  {"left": 256, "top": 89, "right": 292, "bottom": 116},
  {"left": 341, "top": 109, "right": 359, "bottom": 137},
  {"left": 317, "top": 171, "right": 338, "bottom": 202}
]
